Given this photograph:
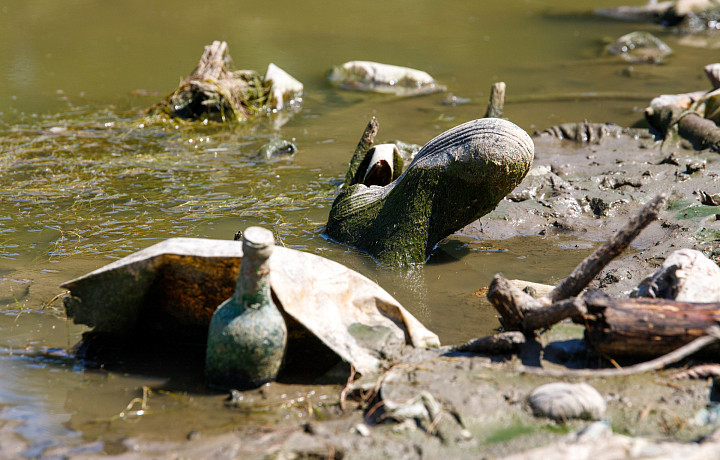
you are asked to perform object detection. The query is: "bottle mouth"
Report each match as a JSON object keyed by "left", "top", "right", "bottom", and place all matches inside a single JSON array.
[{"left": 242, "top": 226, "right": 276, "bottom": 250}]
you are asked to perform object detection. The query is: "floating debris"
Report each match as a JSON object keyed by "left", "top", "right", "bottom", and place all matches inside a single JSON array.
[
  {"left": 150, "top": 41, "right": 303, "bottom": 122},
  {"left": 606, "top": 31, "right": 672, "bottom": 64},
  {"left": 257, "top": 138, "right": 298, "bottom": 159},
  {"left": 327, "top": 61, "right": 445, "bottom": 96}
]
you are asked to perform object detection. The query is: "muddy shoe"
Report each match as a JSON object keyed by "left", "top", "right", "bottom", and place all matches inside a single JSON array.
[{"left": 325, "top": 118, "right": 534, "bottom": 265}]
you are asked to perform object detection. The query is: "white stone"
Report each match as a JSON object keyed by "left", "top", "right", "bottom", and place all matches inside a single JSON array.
[{"left": 631, "top": 248, "right": 720, "bottom": 302}]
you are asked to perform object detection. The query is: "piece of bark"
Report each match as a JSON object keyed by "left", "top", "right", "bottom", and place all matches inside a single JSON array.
[
  {"left": 677, "top": 112, "right": 720, "bottom": 151},
  {"left": 343, "top": 117, "right": 379, "bottom": 188},
  {"left": 543, "top": 194, "right": 667, "bottom": 304},
  {"left": 449, "top": 331, "right": 525, "bottom": 355},
  {"left": 584, "top": 296, "right": 720, "bottom": 357},
  {"left": 487, "top": 274, "right": 543, "bottom": 331},
  {"left": 484, "top": 82, "right": 506, "bottom": 119},
  {"left": 521, "top": 326, "right": 720, "bottom": 378}
]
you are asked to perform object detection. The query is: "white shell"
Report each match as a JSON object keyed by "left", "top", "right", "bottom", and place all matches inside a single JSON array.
[{"left": 528, "top": 382, "right": 606, "bottom": 421}]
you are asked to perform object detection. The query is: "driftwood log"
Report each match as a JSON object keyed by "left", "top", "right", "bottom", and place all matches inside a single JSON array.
[
  {"left": 481, "top": 193, "right": 720, "bottom": 369},
  {"left": 487, "top": 193, "right": 668, "bottom": 333},
  {"left": 644, "top": 65, "right": 720, "bottom": 152},
  {"left": 152, "top": 41, "right": 264, "bottom": 121},
  {"left": 585, "top": 296, "right": 720, "bottom": 357},
  {"left": 150, "top": 41, "right": 302, "bottom": 123}
]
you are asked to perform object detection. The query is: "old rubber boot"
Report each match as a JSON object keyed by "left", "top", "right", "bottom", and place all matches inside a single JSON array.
[
  {"left": 205, "top": 226, "right": 287, "bottom": 389},
  {"left": 325, "top": 118, "right": 534, "bottom": 265}
]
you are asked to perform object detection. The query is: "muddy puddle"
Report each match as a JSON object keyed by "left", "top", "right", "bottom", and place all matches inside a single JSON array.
[{"left": 2, "top": 0, "right": 720, "bottom": 457}]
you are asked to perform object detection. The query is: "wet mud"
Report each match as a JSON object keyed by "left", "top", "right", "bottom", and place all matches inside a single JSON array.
[{"left": 464, "top": 124, "right": 720, "bottom": 296}]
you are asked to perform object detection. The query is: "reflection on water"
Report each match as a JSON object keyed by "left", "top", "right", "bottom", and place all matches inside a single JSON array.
[{"left": 1, "top": 0, "right": 717, "bottom": 454}]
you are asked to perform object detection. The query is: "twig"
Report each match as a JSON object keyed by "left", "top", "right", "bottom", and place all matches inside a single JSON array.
[
  {"left": 343, "top": 117, "right": 379, "bottom": 188},
  {"left": 364, "top": 400, "right": 385, "bottom": 420},
  {"left": 669, "top": 363, "right": 720, "bottom": 380},
  {"left": 426, "top": 411, "right": 448, "bottom": 438},
  {"left": 486, "top": 275, "right": 588, "bottom": 333},
  {"left": 41, "top": 290, "right": 69, "bottom": 311},
  {"left": 339, "top": 364, "right": 357, "bottom": 412},
  {"left": 449, "top": 331, "right": 525, "bottom": 354},
  {"left": 518, "top": 326, "right": 720, "bottom": 378},
  {"left": 484, "top": 82, "right": 506, "bottom": 119},
  {"left": 521, "top": 296, "right": 588, "bottom": 332},
  {"left": 543, "top": 193, "right": 667, "bottom": 304}
]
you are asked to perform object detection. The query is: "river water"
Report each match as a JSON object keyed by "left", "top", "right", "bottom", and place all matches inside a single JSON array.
[{"left": 1, "top": 0, "right": 716, "bottom": 454}]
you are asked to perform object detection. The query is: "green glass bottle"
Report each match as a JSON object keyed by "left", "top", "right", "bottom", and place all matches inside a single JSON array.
[{"left": 205, "top": 226, "right": 287, "bottom": 389}]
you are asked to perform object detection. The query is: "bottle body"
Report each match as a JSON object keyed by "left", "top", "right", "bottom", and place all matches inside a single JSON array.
[
  {"left": 205, "top": 226, "right": 286, "bottom": 389},
  {"left": 205, "top": 295, "right": 286, "bottom": 389}
]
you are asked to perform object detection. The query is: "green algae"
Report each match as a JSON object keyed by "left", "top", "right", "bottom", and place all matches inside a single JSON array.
[
  {"left": 483, "top": 422, "right": 570, "bottom": 444},
  {"left": 675, "top": 205, "right": 720, "bottom": 220},
  {"left": 0, "top": 108, "right": 334, "bottom": 262}
]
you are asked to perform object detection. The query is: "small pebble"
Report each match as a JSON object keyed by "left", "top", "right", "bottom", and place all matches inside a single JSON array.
[{"left": 352, "top": 423, "right": 370, "bottom": 437}]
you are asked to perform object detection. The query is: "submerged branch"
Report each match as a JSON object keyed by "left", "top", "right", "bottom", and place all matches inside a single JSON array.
[
  {"left": 543, "top": 193, "right": 667, "bottom": 304},
  {"left": 520, "top": 326, "right": 720, "bottom": 378},
  {"left": 343, "top": 117, "right": 379, "bottom": 188}
]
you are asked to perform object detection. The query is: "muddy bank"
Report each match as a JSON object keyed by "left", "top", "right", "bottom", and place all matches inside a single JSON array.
[
  {"left": 462, "top": 123, "right": 720, "bottom": 296},
  {"left": 22, "top": 338, "right": 720, "bottom": 459}
]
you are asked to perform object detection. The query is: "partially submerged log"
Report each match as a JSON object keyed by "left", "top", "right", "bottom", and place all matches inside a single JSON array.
[
  {"left": 645, "top": 64, "right": 720, "bottom": 151},
  {"left": 151, "top": 41, "right": 302, "bottom": 122},
  {"left": 584, "top": 296, "right": 720, "bottom": 357}
]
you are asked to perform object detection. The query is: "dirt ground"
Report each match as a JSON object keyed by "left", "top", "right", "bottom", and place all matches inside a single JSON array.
[{"left": 7, "top": 124, "right": 720, "bottom": 459}]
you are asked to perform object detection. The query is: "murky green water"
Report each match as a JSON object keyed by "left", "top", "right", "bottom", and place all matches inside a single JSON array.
[{"left": 1, "top": 0, "right": 717, "bottom": 454}]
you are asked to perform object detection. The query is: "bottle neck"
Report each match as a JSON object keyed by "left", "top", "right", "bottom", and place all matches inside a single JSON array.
[
  {"left": 233, "top": 243, "right": 273, "bottom": 310},
  {"left": 233, "top": 266, "right": 271, "bottom": 309}
]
